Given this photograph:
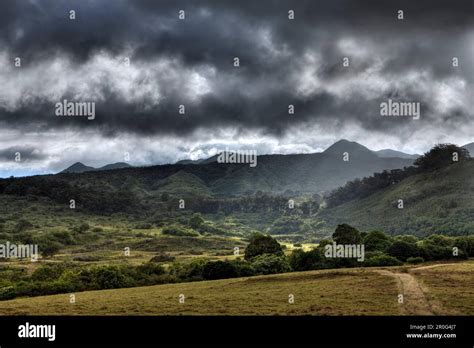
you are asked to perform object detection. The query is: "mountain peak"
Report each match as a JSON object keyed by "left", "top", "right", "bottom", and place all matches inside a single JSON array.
[
  {"left": 323, "top": 140, "right": 373, "bottom": 156},
  {"left": 61, "top": 162, "right": 95, "bottom": 174},
  {"left": 60, "top": 162, "right": 132, "bottom": 174}
]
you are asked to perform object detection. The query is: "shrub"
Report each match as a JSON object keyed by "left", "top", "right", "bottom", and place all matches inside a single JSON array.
[
  {"left": 251, "top": 254, "right": 291, "bottom": 275},
  {"left": 73, "top": 223, "right": 90, "bottom": 233},
  {"left": 189, "top": 213, "right": 205, "bottom": 229},
  {"left": 407, "top": 256, "right": 425, "bottom": 264},
  {"left": 0, "top": 286, "right": 16, "bottom": 300},
  {"left": 149, "top": 253, "right": 175, "bottom": 263},
  {"left": 51, "top": 231, "right": 75, "bottom": 245},
  {"left": 230, "top": 259, "right": 255, "bottom": 277},
  {"left": 288, "top": 248, "right": 323, "bottom": 271},
  {"left": 333, "top": 224, "right": 362, "bottom": 244},
  {"left": 169, "top": 259, "right": 207, "bottom": 281},
  {"left": 244, "top": 234, "right": 283, "bottom": 260},
  {"left": 31, "top": 263, "right": 69, "bottom": 281},
  {"left": 419, "top": 243, "right": 459, "bottom": 261},
  {"left": 364, "top": 230, "right": 392, "bottom": 252},
  {"left": 202, "top": 260, "right": 238, "bottom": 280},
  {"left": 387, "top": 240, "right": 420, "bottom": 261},
  {"left": 13, "top": 219, "right": 33, "bottom": 233},
  {"left": 38, "top": 239, "right": 62, "bottom": 258},
  {"left": 363, "top": 255, "right": 402, "bottom": 267},
  {"left": 90, "top": 265, "right": 129, "bottom": 289},
  {"left": 162, "top": 226, "right": 198, "bottom": 237}
]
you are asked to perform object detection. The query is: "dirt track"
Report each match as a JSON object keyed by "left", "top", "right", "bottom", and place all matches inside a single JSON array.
[{"left": 375, "top": 269, "right": 433, "bottom": 315}]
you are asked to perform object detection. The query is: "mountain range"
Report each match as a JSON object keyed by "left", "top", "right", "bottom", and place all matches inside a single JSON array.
[
  {"left": 56, "top": 140, "right": 473, "bottom": 196},
  {"left": 61, "top": 162, "right": 132, "bottom": 173},
  {"left": 56, "top": 140, "right": 416, "bottom": 196}
]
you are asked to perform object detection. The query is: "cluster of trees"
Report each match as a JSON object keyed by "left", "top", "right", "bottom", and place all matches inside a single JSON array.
[
  {"left": 325, "top": 167, "right": 418, "bottom": 208},
  {"left": 290, "top": 224, "right": 473, "bottom": 272},
  {"left": 0, "top": 176, "right": 139, "bottom": 214},
  {"left": 0, "top": 261, "right": 168, "bottom": 301},
  {"left": 326, "top": 144, "right": 471, "bottom": 208}
]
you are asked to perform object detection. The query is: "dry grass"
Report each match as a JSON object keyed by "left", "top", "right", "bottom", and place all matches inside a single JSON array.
[
  {"left": 1, "top": 262, "right": 472, "bottom": 316},
  {"left": 411, "top": 261, "right": 474, "bottom": 315},
  {"left": 0, "top": 268, "right": 399, "bottom": 315}
]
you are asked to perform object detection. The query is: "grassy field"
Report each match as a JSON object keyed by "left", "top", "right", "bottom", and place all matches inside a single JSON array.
[
  {"left": 412, "top": 263, "right": 474, "bottom": 315},
  {"left": 1, "top": 262, "right": 472, "bottom": 316}
]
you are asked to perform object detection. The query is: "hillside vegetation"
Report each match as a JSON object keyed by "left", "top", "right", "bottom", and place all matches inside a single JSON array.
[{"left": 320, "top": 160, "right": 474, "bottom": 236}]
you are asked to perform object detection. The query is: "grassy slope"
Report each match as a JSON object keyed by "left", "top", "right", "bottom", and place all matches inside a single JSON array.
[
  {"left": 2, "top": 262, "right": 472, "bottom": 316},
  {"left": 319, "top": 161, "right": 474, "bottom": 236}
]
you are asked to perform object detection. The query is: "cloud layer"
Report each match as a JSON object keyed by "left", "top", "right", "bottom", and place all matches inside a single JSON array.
[{"left": 0, "top": 0, "right": 472, "bottom": 175}]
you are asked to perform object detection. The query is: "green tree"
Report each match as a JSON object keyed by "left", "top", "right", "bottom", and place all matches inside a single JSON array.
[
  {"left": 387, "top": 240, "right": 420, "bottom": 261},
  {"left": 332, "top": 224, "right": 362, "bottom": 244},
  {"left": 363, "top": 230, "right": 391, "bottom": 252},
  {"left": 414, "top": 144, "right": 469, "bottom": 171},
  {"left": 40, "top": 240, "right": 62, "bottom": 258},
  {"left": 250, "top": 254, "right": 291, "bottom": 275},
  {"left": 244, "top": 233, "right": 283, "bottom": 260},
  {"left": 202, "top": 260, "right": 238, "bottom": 280},
  {"left": 189, "top": 213, "right": 205, "bottom": 229},
  {"left": 288, "top": 248, "right": 323, "bottom": 271}
]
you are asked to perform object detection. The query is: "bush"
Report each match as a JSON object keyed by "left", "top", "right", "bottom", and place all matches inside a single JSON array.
[
  {"left": 73, "top": 223, "right": 90, "bottom": 233},
  {"left": 230, "top": 259, "right": 255, "bottom": 277},
  {"left": 38, "top": 239, "right": 62, "bottom": 258},
  {"left": 244, "top": 234, "right": 283, "bottom": 260},
  {"left": 90, "top": 265, "right": 130, "bottom": 289},
  {"left": 51, "top": 231, "right": 75, "bottom": 245},
  {"left": 363, "top": 255, "right": 402, "bottom": 267},
  {"left": 162, "top": 226, "right": 198, "bottom": 237},
  {"left": 202, "top": 260, "right": 238, "bottom": 280},
  {"left": 364, "top": 230, "right": 392, "bottom": 252},
  {"left": 189, "top": 213, "right": 205, "bottom": 229},
  {"left": 407, "top": 256, "right": 425, "bottom": 264},
  {"left": 251, "top": 254, "right": 291, "bottom": 275},
  {"left": 419, "top": 243, "right": 458, "bottom": 261},
  {"left": 333, "top": 224, "right": 362, "bottom": 244},
  {"left": 0, "top": 286, "right": 16, "bottom": 300},
  {"left": 288, "top": 248, "right": 323, "bottom": 271},
  {"left": 31, "top": 263, "right": 69, "bottom": 281},
  {"left": 13, "top": 219, "right": 33, "bottom": 233},
  {"left": 387, "top": 240, "right": 420, "bottom": 261},
  {"left": 149, "top": 253, "right": 175, "bottom": 263},
  {"left": 169, "top": 259, "right": 207, "bottom": 281}
]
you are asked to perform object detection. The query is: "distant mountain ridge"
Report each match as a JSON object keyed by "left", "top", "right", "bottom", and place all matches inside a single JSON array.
[
  {"left": 374, "top": 149, "right": 419, "bottom": 159},
  {"left": 61, "top": 162, "right": 132, "bottom": 173},
  {"left": 51, "top": 140, "right": 415, "bottom": 196},
  {"left": 175, "top": 140, "right": 419, "bottom": 165},
  {"left": 462, "top": 142, "right": 474, "bottom": 156}
]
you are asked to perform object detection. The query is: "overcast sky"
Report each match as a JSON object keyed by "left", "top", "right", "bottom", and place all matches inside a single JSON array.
[{"left": 0, "top": 0, "right": 473, "bottom": 177}]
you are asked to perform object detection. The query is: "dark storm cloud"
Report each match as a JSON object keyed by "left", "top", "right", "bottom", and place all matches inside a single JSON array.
[
  {"left": 0, "top": 0, "right": 472, "bottom": 137},
  {"left": 0, "top": 145, "right": 45, "bottom": 162}
]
